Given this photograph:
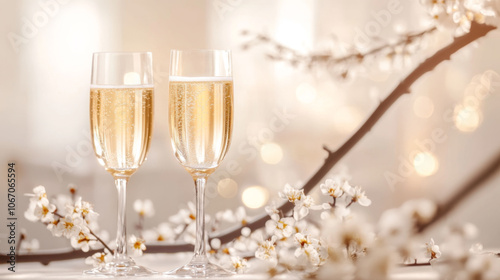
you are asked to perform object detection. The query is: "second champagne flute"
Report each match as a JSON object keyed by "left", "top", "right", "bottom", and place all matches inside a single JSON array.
[
  {"left": 166, "top": 49, "right": 234, "bottom": 277},
  {"left": 86, "top": 52, "right": 156, "bottom": 276}
]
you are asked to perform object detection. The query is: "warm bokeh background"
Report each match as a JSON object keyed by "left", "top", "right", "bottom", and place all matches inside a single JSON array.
[{"left": 1, "top": 0, "right": 500, "bottom": 253}]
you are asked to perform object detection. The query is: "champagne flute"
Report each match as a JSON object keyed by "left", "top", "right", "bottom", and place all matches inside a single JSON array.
[
  {"left": 166, "top": 50, "right": 234, "bottom": 277},
  {"left": 86, "top": 52, "right": 155, "bottom": 276}
]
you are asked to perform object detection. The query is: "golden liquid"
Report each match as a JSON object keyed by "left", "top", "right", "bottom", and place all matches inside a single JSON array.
[
  {"left": 90, "top": 87, "right": 154, "bottom": 178},
  {"left": 169, "top": 79, "right": 233, "bottom": 176}
]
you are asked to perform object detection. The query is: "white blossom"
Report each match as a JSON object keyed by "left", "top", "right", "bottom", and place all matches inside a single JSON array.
[
  {"left": 24, "top": 186, "right": 52, "bottom": 222},
  {"left": 347, "top": 186, "right": 371, "bottom": 207},
  {"left": 293, "top": 233, "right": 327, "bottom": 266},
  {"left": 71, "top": 229, "right": 95, "bottom": 252},
  {"left": 143, "top": 222, "right": 175, "bottom": 243},
  {"left": 169, "top": 202, "right": 196, "bottom": 225},
  {"left": 425, "top": 238, "right": 441, "bottom": 260},
  {"left": 67, "top": 183, "right": 77, "bottom": 194},
  {"left": 255, "top": 237, "right": 278, "bottom": 266},
  {"left": 85, "top": 249, "right": 112, "bottom": 268},
  {"left": 378, "top": 208, "right": 413, "bottom": 248},
  {"left": 320, "top": 178, "right": 346, "bottom": 198},
  {"left": 31, "top": 185, "right": 49, "bottom": 204},
  {"left": 68, "top": 197, "right": 99, "bottom": 228},
  {"left": 265, "top": 202, "right": 281, "bottom": 221},
  {"left": 355, "top": 244, "right": 395, "bottom": 280},
  {"left": 133, "top": 199, "right": 155, "bottom": 218},
  {"left": 53, "top": 215, "right": 84, "bottom": 238},
  {"left": 216, "top": 206, "right": 248, "bottom": 226},
  {"left": 279, "top": 184, "right": 304, "bottom": 203},
  {"left": 464, "top": 254, "right": 500, "bottom": 279},
  {"left": 420, "top": 0, "right": 496, "bottom": 33},
  {"left": 293, "top": 195, "right": 328, "bottom": 220},
  {"left": 33, "top": 201, "right": 57, "bottom": 223},
  {"left": 52, "top": 194, "right": 73, "bottom": 216},
  {"left": 231, "top": 256, "right": 248, "bottom": 273},
  {"left": 20, "top": 238, "right": 39, "bottom": 253},
  {"left": 266, "top": 217, "right": 295, "bottom": 238},
  {"left": 231, "top": 229, "right": 262, "bottom": 253},
  {"left": 129, "top": 235, "right": 146, "bottom": 257},
  {"left": 24, "top": 200, "right": 39, "bottom": 222},
  {"left": 323, "top": 216, "right": 374, "bottom": 256},
  {"left": 401, "top": 199, "right": 436, "bottom": 224}
]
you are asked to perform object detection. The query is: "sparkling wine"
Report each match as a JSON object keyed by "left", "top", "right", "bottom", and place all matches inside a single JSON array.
[
  {"left": 168, "top": 77, "right": 233, "bottom": 175},
  {"left": 90, "top": 86, "right": 154, "bottom": 177}
]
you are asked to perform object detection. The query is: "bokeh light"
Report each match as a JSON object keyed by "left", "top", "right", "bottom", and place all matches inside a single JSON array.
[
  {"left": 241, "top": 186, "right": 269, "bottom": 209},
  {"left": 413, "top": 96, "right": 434, "bottom": 118},
  {"left": 413, "top": 152, "right": 439, "bottom": 177},
  {"left": 454, "top": 105, "right": 482, "bottom": 132},
  {"left": 217, "top": 178, "right": 238, "bottom": 198},
  {"left": 260, "top": 142, "right": 283, "bottom": 164},
  {"left": 332, "top": 106, "right": 364, "bottom": 135},
  {"left": 296, "top": 82, "right": 317, "bottom": 104}
]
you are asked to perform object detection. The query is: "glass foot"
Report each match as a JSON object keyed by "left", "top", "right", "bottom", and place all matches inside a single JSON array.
[
  {"left": 84, "top": 258, "right": 157, "bottom": 277},
  {"left": 164, "top": 258, "right": 235, "bottom": 278}
]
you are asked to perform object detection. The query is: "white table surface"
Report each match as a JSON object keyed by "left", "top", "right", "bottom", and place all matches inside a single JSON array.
[{"left": 0, "top": 252, "right": 439, "bottom": 280}]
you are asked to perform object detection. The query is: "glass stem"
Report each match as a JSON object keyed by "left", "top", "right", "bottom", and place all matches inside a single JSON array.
[
  {"left": 114, "top": 177, "right": 129, "bottom": 262},
  {"left": 193, "top": 176, "right": 208, "bottom": 262}
]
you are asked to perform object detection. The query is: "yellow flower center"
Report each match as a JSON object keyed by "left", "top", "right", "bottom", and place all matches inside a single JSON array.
[
  {"left": 42, "top": 205, "right": 50, "bottom": 216},
  {"left": 65, "top": 222, "right": 74, "bottom": 229},
  {"left": 233, "top": 262, "right": 242, "bottom": 269},
  {"left": 277, "top": 220, "right": 288, "bottom": 229},
  {"left": 299, "top": 238, "right": 310, "bottom": 247},
  {"left": 78, "top": 232, "right": 90, "bottom": 244},
  {"left": 134, "top": 241, "right": 143, "bottom": 250}
]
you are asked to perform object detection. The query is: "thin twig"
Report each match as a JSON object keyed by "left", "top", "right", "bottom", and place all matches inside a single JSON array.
[
  {"left": 175, "top": 223, "right": 190, "bottom": 241},
  {"left": 401, "top": 262, "right": 431, "bottom": 267},
  {"left": 346, "top": 200, "right": 354, "bottom": 208},
  {"left": 243, "top": 26, "right": 437, "bottom": 73},
  {"left": 88, "top": 229, "right": 112, "bottom": 253}
]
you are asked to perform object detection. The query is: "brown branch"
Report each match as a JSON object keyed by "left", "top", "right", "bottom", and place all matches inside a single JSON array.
[
  {"left": 3, "top": 22, "right": 496, "bottom": 265},
  {"left": 214, "top": 21, "right": 496, "bottom": 245},
  {"left": 3, "top": 243, "right": 195, "bottom": 265},
  {"left": 417, "top": 149, "right": 500, "bottom": 232}
]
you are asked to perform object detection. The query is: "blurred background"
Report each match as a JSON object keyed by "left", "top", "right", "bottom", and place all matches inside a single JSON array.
[{"left": 1, "top": 0, "right": 500, "bottom": 253}]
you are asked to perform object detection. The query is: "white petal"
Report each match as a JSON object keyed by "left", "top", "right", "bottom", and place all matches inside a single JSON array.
[
  {"left": 358, "top": 196, "right": 372, "bottom": 206},
  {"left": 133, "top": 200, "right": 143, "bottom": 213}
]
